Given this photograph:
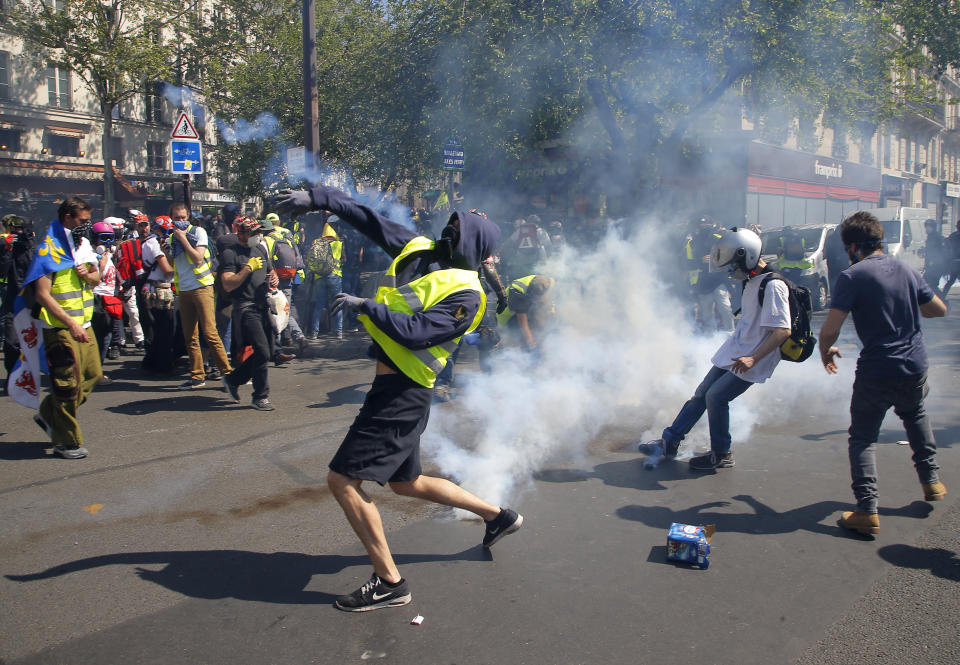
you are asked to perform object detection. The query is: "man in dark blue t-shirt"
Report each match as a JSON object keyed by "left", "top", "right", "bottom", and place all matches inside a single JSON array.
[{"left": 819, "top": 211, "right": 947, "bottom": 536}]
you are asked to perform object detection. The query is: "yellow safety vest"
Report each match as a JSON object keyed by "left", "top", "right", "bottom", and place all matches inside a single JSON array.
[
  {"left": 40, "top": 263, "right": 94, "bottom": 328},
  {"left": 359, "top": 237, "right": 485, "bottom": 388},
  {"left": 685, "top": 238, "right": 700, "bottom": 286},
  {"left": 778, "top": 237, "right": 813, "bottom": 269},
  {"left": 330, "top": 240, "right": 343, "bottom": 277},
  {"left": 496, "top": 274, "right": 537, "bottom": 327},
  {"left": 172, "top": 225, "right": 214, "bottom": 288}
]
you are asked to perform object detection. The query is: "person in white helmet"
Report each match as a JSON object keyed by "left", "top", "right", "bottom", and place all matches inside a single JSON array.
[{"left": 639, "top": 227, "right": 792, "bottom": 470}]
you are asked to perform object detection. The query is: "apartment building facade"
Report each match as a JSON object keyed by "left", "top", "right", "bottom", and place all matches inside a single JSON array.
[{"left": 0, "top": 29, "right": 234, "bottom": 223}]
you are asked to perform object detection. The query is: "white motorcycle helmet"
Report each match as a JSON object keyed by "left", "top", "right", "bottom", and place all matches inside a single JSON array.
[{"left": 711, "top": 227, "right": 762, "bottom": 274}]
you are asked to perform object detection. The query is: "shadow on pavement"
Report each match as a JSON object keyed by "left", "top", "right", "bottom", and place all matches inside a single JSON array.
[
  {"left": 0, "top": 441, "right": 50, "bottom": 460},
  {"left": 105, "top": 395, "right": 230, "bottom": 415},
  {"left": 308, "top": 383, "right": 367, "bottom": 408},
  {"left": 876, "top": 543, "right": 960, "bottom": 581},
  {"left": 616, "top": 495, "right": 933, "bottom": 537},
  {"left": 5, "top": 547, "right": 491, "bottom": 604},
  {"left": 535, "top": 457, "right": 696, "bottom": 491}
]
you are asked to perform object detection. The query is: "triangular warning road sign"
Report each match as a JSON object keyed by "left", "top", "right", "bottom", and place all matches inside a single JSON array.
[{"left": 171, "top": 111, "right": 200, "bottom": 140}]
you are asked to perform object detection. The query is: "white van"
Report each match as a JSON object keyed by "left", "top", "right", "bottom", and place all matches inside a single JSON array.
[
  {"left": 760, "top": 224, "right": 836, "bottom": 310},
  {"left": 860, "top": 207, "right": 932, "bottom": 271}
]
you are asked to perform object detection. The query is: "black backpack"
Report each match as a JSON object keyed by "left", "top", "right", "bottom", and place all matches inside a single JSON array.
[{"left": 752, "top": 272, "right": 816, "bottom": 362}]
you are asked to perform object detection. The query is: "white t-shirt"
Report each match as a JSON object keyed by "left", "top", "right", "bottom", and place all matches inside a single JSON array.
[
  {"left": 141, "top": 236, "right": 174, "bottom": 282},
  {"left": 711, "top": 274, "right": 791, "bottom": 383},
  {"left": 93, "top": 249, "right": 117, "bottom": 297},
  {"left": 173, "top": 226, "right": 209, "bottom": 292}
]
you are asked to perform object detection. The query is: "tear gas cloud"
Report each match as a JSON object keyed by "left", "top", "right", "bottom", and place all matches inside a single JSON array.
[
  {"left": 164, "top": 10, "right": 859, "bottom": 511},
  {"left": 422, "top": 227, "right": 856, "bottom": 510}
]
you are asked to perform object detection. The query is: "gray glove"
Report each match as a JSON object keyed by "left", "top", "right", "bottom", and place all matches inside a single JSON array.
[
  {"left": 275, "top": 189, "right": 314, "bottom": 216},
  {"left": 331, "top": 292, "right": 364, "bottom": 317}
]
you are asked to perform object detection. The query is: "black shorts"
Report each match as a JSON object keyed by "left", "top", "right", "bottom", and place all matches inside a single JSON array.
[{"left": 329, "top": 373, "right": 433, "bottom": 485}]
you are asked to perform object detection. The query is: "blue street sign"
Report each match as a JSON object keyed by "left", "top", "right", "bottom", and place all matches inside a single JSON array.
[
  {"left": 170, "top": 139, "right": 204, "bottom": 174},
  {"left": 442, "top": 137, "right": 464, "bottom": 170}
]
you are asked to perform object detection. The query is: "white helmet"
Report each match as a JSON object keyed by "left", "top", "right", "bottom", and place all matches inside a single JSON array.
[{"left": 711, "top": 227, "right": 762, "bottom": 272}]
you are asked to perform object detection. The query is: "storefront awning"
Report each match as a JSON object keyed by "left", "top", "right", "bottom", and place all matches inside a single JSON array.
[{"left": 45, "top": 125, "right": 85, "bottom": 137}]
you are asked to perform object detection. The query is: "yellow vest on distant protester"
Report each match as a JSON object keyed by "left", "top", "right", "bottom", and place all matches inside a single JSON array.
[
  {"left": 358, "top": 237, "right": 485, "bottom": 388},
  {"left": 172, "top": 225, "right": 214, "bottom": 288},
  {"left": 496, "top": 274, "right": 537, "bottom": 327}
]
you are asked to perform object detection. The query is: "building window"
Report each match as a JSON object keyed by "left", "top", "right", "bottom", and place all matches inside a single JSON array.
[
  {"left": 145, "top": 82, "right": 165, "bottom": 124},
  {"left": 0, "top": 51, "right": 9, "bottom": 100},
  {"left": 46, "top": 66, "right": 71, "bottom": 108},
  {"left": 0, "top": 128, "right": 21, "bottom": 151},
  {"left": 110, "top": 136, "right": 124, "bottom": 168},
  {"left": 147, "top": 141, "right": 167, "bottom": 169},
  {"left": 49, "top": 134, "right": 80, "bottom": 157},
  {"left": 882, "top": 134, "right": 891, "bottom": 169},
  {"left": 193, "top": 105, "right": 206, "bottom": 142}
]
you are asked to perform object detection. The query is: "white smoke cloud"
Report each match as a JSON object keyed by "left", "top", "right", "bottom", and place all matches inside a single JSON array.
[{"left": 422, "top": 221, "right": 854, "bottom": 510}]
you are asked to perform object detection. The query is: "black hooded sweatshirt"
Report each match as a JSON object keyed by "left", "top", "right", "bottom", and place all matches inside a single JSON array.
[{"left": 308, "top": 187, "right": 500, "bottom": 363}]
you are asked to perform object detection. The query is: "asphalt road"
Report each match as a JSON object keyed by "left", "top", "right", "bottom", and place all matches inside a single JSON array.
[{"left": 0, "top": 304, "right": 957, "bottom": 665}]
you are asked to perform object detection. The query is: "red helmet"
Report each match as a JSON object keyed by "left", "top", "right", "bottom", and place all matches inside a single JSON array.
[
  {"left": 129, "top": 209, "right": 149, "bottom": 224},
  {"left": 152, "top": 215, "right": 174, "bottom": 231}
]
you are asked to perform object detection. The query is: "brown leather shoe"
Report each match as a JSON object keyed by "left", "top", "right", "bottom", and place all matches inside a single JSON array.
[
  {"left": 922, "top": 481, "right": 947, "bottom": 502},
  {"left": 273, "top": 352, "right": 295, "bottom": 366},
  {"left": 839, "top": 511, "right": 880, "bottom": 536}
]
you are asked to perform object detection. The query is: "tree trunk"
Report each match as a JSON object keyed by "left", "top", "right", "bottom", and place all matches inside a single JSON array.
[{"left": 102, "top": 101, "right": 115, "bottom": 216}]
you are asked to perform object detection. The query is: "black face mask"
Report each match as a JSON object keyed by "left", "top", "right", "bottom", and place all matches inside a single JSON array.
[{"left": 437, "top": 224, "right": 459, "bottom": 263}]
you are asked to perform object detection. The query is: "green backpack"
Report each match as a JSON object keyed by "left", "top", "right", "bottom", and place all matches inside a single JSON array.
[{"left": 306, "top": 237, "right": 336, "bottom": 276}]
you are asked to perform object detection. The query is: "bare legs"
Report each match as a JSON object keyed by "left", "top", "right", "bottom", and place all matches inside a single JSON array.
[{"left": 327, "top": 471, "right": 501, "bottom": 583}]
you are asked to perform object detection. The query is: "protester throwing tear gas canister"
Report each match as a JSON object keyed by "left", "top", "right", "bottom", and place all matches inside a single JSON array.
[{"left": 277, "top": 186, "right": 524, "bottom": 612}]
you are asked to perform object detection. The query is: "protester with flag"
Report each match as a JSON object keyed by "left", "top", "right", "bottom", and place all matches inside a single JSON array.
[{"left": 9, "top": 197, "right": 101, "bottom": 459}]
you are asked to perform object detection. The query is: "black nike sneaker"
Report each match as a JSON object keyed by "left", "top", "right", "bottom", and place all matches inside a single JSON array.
[
  {"left": 689, "top": 451, "right": 734, "bottom": 470},
  {"left": 482, "top": 508, "right": 524, "bottom": 548},
  {"left": 334, "top": 573, "right": 411, "bottom": 612}
]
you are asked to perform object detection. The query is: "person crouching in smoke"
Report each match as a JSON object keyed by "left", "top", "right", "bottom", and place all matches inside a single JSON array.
[
  {"left": 277, "top": 185, "right": 524, "bottom": 612},
  {"left": 638, "top": 227, "right": 792, "bottom": 470}
]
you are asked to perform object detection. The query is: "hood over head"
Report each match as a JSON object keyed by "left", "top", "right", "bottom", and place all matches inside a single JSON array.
[
  {"left": 221, "top": 203, "right": 241, "bottom": 226},
  {"left": 445, "top": 209, "right": 500, "bottom": 270}
]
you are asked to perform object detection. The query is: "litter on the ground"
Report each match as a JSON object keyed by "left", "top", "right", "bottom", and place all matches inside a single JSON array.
[
  {"left": 666, "top": 523, "right": 715, "bottom": 569},
  {"left": 410, "top": 615, "right": 424, "bottom": 625}
]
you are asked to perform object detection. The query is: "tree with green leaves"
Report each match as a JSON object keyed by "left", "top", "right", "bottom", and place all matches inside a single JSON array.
[
  {"left": 9, "top": 0, "right": 191, "bottom": 214},
  {"left": 201, "top": 0, "right": 441, "bottom": 199}
]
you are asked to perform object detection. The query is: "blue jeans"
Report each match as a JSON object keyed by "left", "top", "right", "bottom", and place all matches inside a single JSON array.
[
  {"left": 848, "top": 373, "right": 939, "bottom": 513},
  {"left": 310, "top": 273, "right": 342, "bottom": 336},
  {"left": 663, "top": 365, "right": 753, "bottom": 454}
]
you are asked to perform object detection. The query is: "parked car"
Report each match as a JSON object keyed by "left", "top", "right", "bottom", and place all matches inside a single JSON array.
[{"left": 760, "top": 224, "right": 836, "bottom": 310}]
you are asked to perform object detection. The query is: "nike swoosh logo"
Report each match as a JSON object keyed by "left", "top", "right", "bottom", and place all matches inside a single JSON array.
[
  {"left": 372, "top": 591, "right": 395, "bottom": 601},
  {"left": 487, "top": 526, "right": 501, "bottom": 536}
]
